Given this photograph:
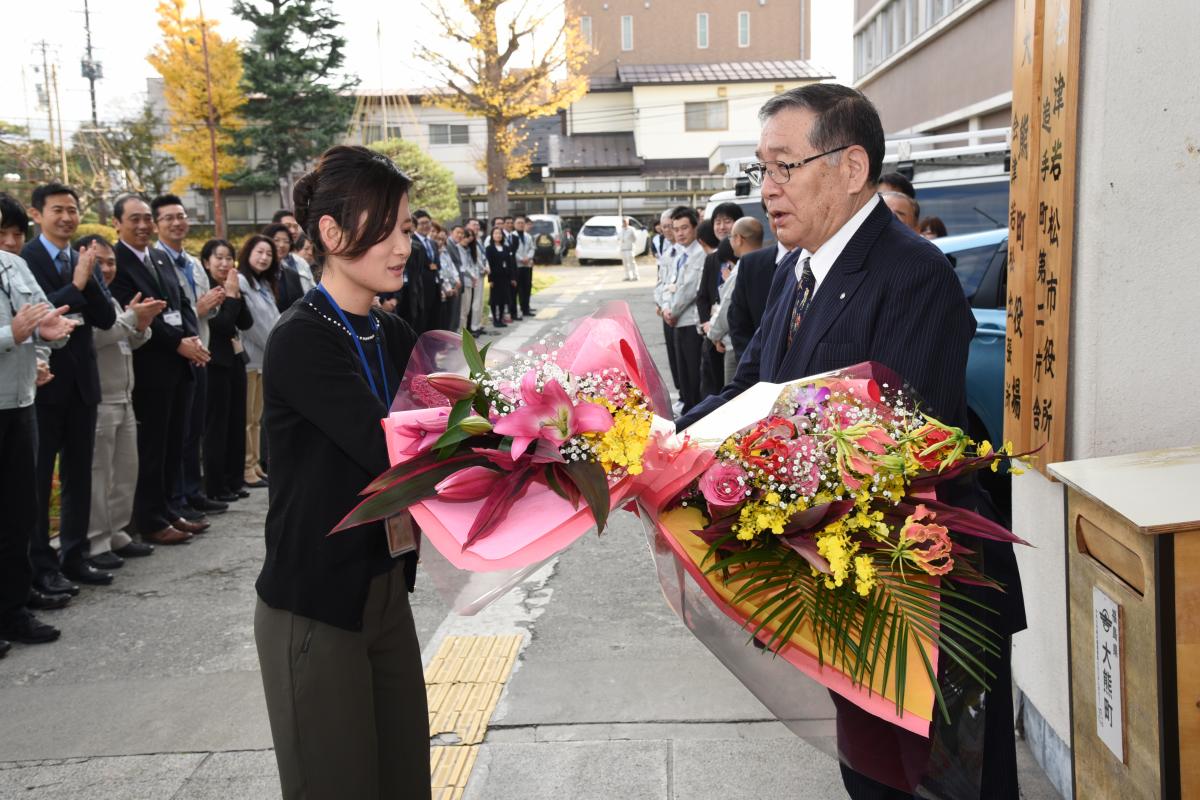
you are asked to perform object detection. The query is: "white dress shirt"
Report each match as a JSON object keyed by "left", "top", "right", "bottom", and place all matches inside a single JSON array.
[{"left": 795, "top": 194, "right": 881, "bottom": 296}]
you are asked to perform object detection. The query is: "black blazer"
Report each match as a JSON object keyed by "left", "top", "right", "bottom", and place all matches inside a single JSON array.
[
  {"left": 696, "top": 251, "right": 722, "bottom": 325},
  {"left": 206, "top": 272, "right": 253, "bottom": 368},
  {"left": 21, "top": 239, "right": 116, "bottom": 406},
  {"left": 680, "top": 200, "right": 1024, "bottom": 634},
  {"left": 256, "top": 296, "right": 418, "bottom": 631},
  {"left": 109, "top": 240, "right": 194, "bottom": 387},
  {"left": 398, "top": 243, "right": 441, "bottom": 333},
  {"left": 275, "top": 267, "right": 305, "bottom": 313},
  {"left": 727, "top": 245, "right": 778, "bottom": 360}
]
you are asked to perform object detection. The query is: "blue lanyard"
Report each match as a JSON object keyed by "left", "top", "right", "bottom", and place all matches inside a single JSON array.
[{"left": 316, "top": 284, "right": 390, "bottom": 406}]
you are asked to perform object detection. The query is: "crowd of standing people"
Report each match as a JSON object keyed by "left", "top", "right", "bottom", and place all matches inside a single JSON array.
[{"left": 0, "top": 182, "right": 548, "bottom": 659}]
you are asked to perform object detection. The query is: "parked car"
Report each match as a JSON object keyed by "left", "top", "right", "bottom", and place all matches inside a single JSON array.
[
  {"left": 933, "top": 227, "right": 1010, "bottom": 521},
  {"left": 528, "top": 214, "right": 568, "bottom": 265},
  {"left": 703, "top": 171, "right": 1010, "bottom": 245},
  {"left": 575, "top": 215, "right": 649, "bottom": 264}
]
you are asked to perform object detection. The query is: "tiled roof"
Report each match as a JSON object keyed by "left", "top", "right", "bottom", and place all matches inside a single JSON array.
[
  {"left": 617, "top": 60, "right": 834, "bottom": 85},
  {"left": 548, "top": 133, "right": 643, "bottom": 171}
]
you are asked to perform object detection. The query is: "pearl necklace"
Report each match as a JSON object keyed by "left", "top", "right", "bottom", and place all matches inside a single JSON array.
[{"left": 305, "top": 301, "right": 376, "bottom": 342}]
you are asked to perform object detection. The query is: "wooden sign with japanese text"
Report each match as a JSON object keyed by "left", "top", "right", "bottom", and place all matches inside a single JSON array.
[
  {"left": 1006, "top": 0, "right": 1080, "bottom": 473},
  {"left": 1004, "top": 0, "right": 1043, "bottom": 454}
]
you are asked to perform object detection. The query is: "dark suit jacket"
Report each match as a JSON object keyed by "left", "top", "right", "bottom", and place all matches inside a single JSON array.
[
  {"left": 109, "top": 240, "right": 193, "bottom": 388},
  {"left": 397, "top": 243, "right": 441, "bottom": 333},
  {"left": 275, "top": 268, "right": 305, "bottom": 313},
  {"left": 727, "top": 245, "right": 778, "bottom": 359},
  {"left": 22, "top": 239, "right": 116, "bottom": 406},
  {"left": 679, "top": 200, "right": 1024, "bottom": 633},
  {"left": 696, "top": 251, "right": 722, "bottom": 325}
]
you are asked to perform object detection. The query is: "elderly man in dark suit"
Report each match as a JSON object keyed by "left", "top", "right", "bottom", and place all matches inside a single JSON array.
[
  {"left": 22, "top": 183, "right": 117, "bottom": 591},
  {"left": 678, "top": 84, "right": 1024, "bottom": 800},
  {"left": 108, "top": 195, "right": 211, "bottom": 547}
]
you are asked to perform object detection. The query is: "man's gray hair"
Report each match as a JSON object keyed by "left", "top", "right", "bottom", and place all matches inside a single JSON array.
[
  {"left": 758, "top": 83, "right": 886, "bottom": 184},
  {"left": 659, "top": 209, "right": 675, "bottom": 224}
]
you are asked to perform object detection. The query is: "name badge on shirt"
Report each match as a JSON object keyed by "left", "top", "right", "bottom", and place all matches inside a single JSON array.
[
  {"left": 163, "top": 310, "right": 183, "bottom": 329},
  {"left": 118, "top": 340, "right": 133, "bottom": 356}
]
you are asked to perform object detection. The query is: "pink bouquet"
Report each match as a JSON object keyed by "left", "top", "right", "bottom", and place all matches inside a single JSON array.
[{"left": 332, "top": 302, "right": 671, "bottom": 595}]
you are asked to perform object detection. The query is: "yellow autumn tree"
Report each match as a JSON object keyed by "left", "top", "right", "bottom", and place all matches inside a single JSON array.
[
  {"left": 147, "top": 0, "right": 245, "bottom": 194},
  {"left": 419, "top": 0, "right": 590, "bottom": 214}
]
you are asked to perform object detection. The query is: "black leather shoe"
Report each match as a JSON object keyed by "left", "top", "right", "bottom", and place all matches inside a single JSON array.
[
  {"left": 173, "top": 503, "right": 207, "bottom": 522},
  {"left": 88, "top": 551, "right": 125, "bottom": 571},
  {"left": 114, "top": 541, "right": 154, "bottom": 558},
  {"left": 34, "top": 571, "right": 80, "bottom": 597},
  {"left": 236, "top": 489, "right": 250, "bottom": 499},
  {"left": 244, "top": 479, "right": 268, "bottom": 489},
  {"left": 524, "top": 309, "right": 537, "bottom": 317},
  {"left": 27, "top": 588, "right": 71, "bottom": 611},
  {"left": 62, "top": 560, "right": 114, "bottom": 586},
  {"left": 188, "top": 495, "right": 229, "bottom": 514},
  {"left": 214, "top": 492, "right": 240, "bottom": 503},
  {"left": 0, "top": 639, "right": 9, "bottom": 658},
  {"left": 0, "top": 610, "right": 61, "bottom": 644}
]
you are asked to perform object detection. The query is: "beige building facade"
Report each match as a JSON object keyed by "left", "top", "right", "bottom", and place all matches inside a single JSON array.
[
  {"left": 853, "top": 0, "right": 1013, "bottom": 135},
  {"left": 568, "top": 0, "right": 811, "bottom": 80}
]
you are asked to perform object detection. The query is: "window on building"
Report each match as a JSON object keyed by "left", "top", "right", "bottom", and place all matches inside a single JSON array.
[
  {"left": 684, "top": 100, "right": 728, "bottom": 132},
  {"left": 580, "top": 16, "right": 592, "bottom": 46},
  {"left": 429, "top": 124, "right": 469, "bottom": 145},
  {"left": 738, "top": 11, "right": 750, "bottom": 47},
  {"left": 621, "top": 15, "right": 633, "bottom": 50},
  {"left": 854, "top": 0, "right": 976, "bottom": 79},
  {"left": 697, "top": 13, "right": 709, "bottom": 48}
]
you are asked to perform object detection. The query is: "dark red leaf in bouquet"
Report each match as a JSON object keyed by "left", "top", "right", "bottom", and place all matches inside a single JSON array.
[
  {"left": 778, "top": 534, "right": 832, "bottom": 574},
  {"left": 890, "top": 499, "right": 1031, "bottom": 546},
  {"left": 333, "top": 454, "right": 492, "bottom": 533},
  {"left": 463, "top": 465, "right": 536, "bottom": 549},
  {"left": 359, "top": 450, "right": 484, "bottom": 496},
  {"left": 562, "top": 460, "right": 612, "bottom": 535},
  {"left": 780, "top": 500, "right": 856, "bottom": 537}
]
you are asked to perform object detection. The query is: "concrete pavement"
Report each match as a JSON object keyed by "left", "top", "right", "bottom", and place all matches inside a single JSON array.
[{"left": 0, "top": 259, "right": 1060, "bottom": 799}]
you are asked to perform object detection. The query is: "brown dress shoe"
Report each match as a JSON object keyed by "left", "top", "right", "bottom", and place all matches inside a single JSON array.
[
  {"left": 172, "top": 517, "right": 210, "bottom": 534},
  {"left": 144, "top": 526, "right": 193, "bottom": 545}
]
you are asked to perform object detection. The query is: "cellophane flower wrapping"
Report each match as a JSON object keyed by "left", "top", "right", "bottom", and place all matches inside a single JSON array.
[
  {"left": 636, "top": 361, "right": 1028, "bottom": 797},
  {"left": 373, "top": 301, "right": 673, "bottom": 614}
]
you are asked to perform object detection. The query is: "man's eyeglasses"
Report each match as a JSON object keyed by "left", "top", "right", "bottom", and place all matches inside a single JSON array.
[{"left": 743, "top": 144, "right": 853, "bottom": 186}]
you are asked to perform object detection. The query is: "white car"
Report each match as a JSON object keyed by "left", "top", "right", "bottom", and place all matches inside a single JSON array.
[{"left": 574, "top": 215, "right": 649, "bottom": 264}]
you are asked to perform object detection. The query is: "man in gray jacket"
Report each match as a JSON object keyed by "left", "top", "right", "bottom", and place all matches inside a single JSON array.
[
  {"left": 659, "top": 206, "right": 706, "bottom": 413},
  {"left": 84, "top": 234, "right": 164, "bottom": 568},
  {"left": 0, "top": 234, "right": 78, "bottom": 653}
]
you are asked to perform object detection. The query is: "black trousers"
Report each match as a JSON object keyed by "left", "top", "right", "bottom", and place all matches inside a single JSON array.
[
  {"left": 0, "top": 406, "right": 38, "bottom": 618},
  {"left": 174, "top": 364, "right": 207, "bottom": 503},
  {"left": 489, "top": 271, "right": 512, "bottom": 319},
  {"left": 836, "top": 636, "right": 1017, "bottom": 799},
  {"left": 671, "top": 324, "right": 704, "bottom": 413},
  {"left": 132, "top": 370, "right": 192, "bottom": 533},
  {"left": 661, "top": 319, "right": 680, "bottom": 394},
  {"left": 699, "top": 338, "right": 726, "bottom": 400},
  {"left": 517, "top": 266, "right": 533, "bottom": 313},
  {"left": 205, "top": 362, "right": 247, "bottom": 497},
  {"left": 33, "top": 395, "right": 98, "bottom": 570}
]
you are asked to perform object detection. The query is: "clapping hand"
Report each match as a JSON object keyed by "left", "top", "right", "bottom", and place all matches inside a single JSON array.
[
  {"left": 176, "top": 335, "right": 211, "bottom": 367},
  {"left": 196, "top": 286, "right": 225, "bottom": 315},
  {"left": 35, "top": 358, "right": 54, "bottom": 386},
  {"left": 223, "top": 266, "right": 240, "bottom": 298},
  {"left": 127, "top": 292, "right": 168, "bottom": 332},
  {"left": 73, "top": 242, "right": 100, "bottom": 290},
  {"left": 10, "top": 302, "right": 51, "bottom": 343},
  {"left": 35, "top": 305, "right": 79, "bottom": 342}
]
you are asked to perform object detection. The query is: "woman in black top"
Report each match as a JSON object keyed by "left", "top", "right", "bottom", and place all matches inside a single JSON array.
[
  {"left": 254, "top": 145, "right": 428, "bottom": 799},
  {"left": 200, "top": 239, "right": 253, "bottom": 502},
  {"left": 485, "top": 225, "right": 515, "bottom": 328}
]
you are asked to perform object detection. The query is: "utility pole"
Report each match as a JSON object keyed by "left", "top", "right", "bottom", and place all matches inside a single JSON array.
[
  {"left": 51, "top": 64, "right": 68, "bottom": 183},
  {"left": 197, "top": 0, "right": 225, "bottom": 238},
  {"left": 80, "top": 0, "right": 102, "bottom": 126},
  {"left": 34, "top": 41, "right": 55, "bottom": 153}
]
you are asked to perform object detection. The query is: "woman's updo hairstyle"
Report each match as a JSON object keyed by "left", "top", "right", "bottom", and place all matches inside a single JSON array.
[{"left": 293, "top": 145, "right": 412, "bottom": 261}]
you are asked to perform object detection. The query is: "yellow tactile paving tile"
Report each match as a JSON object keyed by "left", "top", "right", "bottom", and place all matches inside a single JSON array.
[{"left": 426, "top": 634, "right": 524, "bottom": 793}]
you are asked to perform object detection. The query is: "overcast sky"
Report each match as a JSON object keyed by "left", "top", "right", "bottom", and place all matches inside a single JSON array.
[{"left": 3, "top": 0, "right": 852, "bottom": 141}]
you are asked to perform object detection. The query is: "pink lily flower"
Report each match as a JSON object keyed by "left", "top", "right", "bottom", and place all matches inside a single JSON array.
[
  {"left": 426, "top": 372, "right": 478, "bottom": 402},
  {"left": 492, "top": 371, "right": 614, "bottom": 459},
  {"left": 387, "top": 407, "right": 451, "bottom": 462},
  {"left": 434, "top": 466, "right": 503, "bottom": 501}
]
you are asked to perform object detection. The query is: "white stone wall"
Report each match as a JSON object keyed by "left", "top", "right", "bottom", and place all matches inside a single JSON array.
[{"left": 1010, "top": 1, "right": 1200, "bottom": 794}]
